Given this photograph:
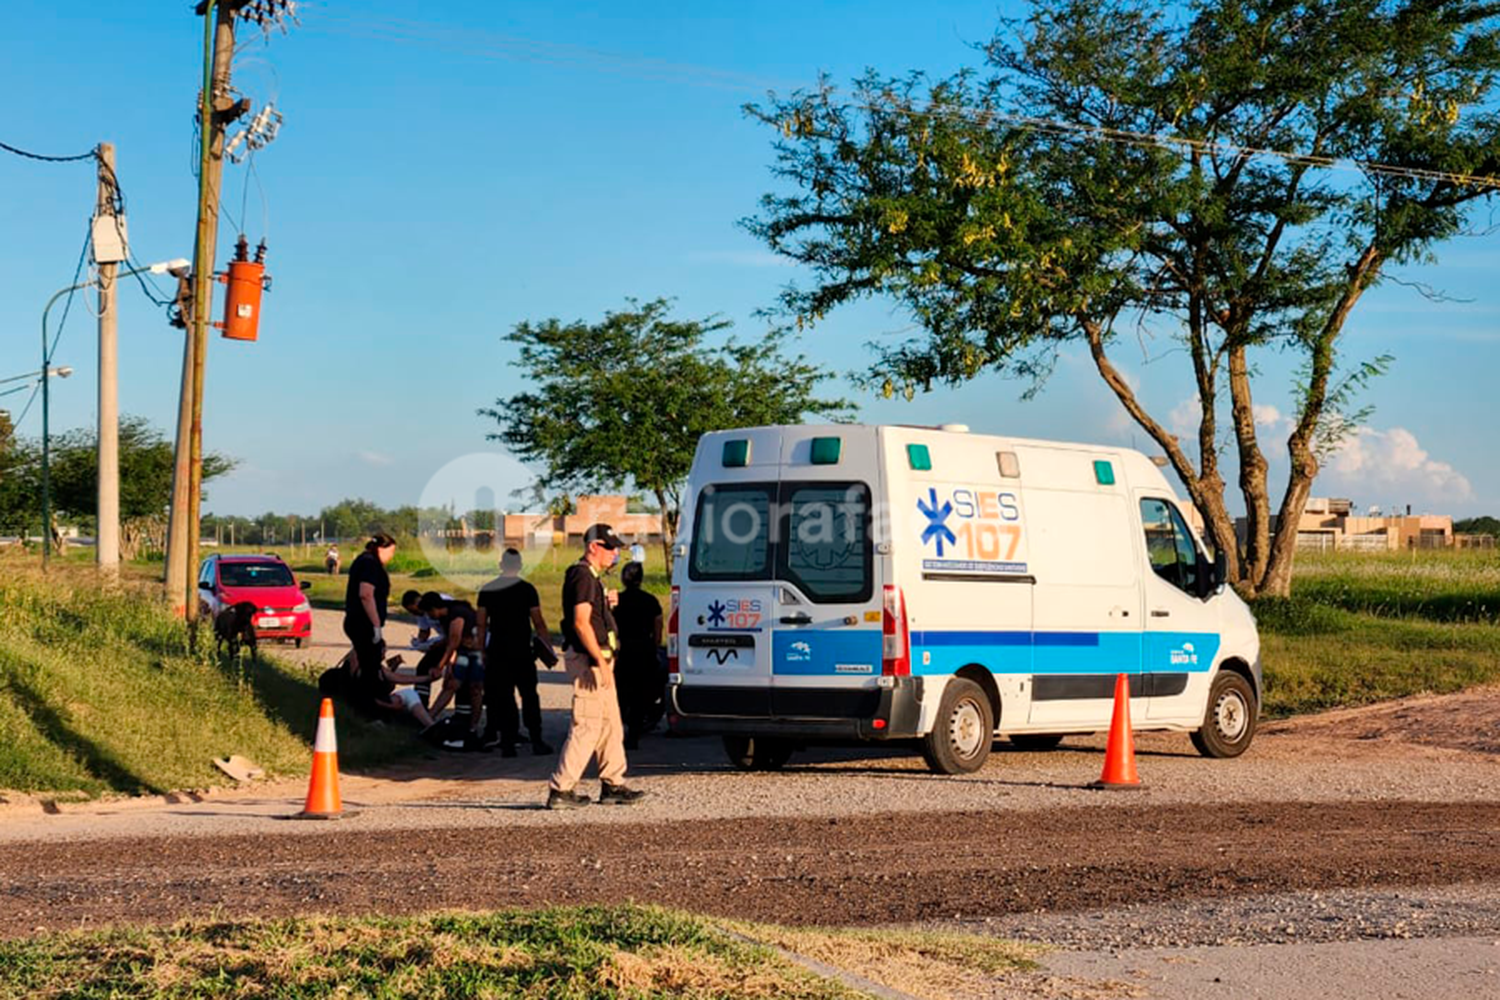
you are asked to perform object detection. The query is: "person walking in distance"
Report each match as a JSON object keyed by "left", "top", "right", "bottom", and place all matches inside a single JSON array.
[
  {"left": 342, "top": 532, "right": 395, "bottom": 714},
  {"left": 546, "top": 524, "right": 647, "bottom": 809},
  {"left": 477, "top": 548, "right": 556, "bottom": 757},
  {"left": 325, "top": 543, "right": 341, "bottom": 576}
]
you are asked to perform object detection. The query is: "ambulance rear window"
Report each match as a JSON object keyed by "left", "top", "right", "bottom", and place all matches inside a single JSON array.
[
  {"left": 779, "top": 483, "right": 872, "bottom": 603},
  {"left": 689, "top": 484, "right": 773, "bottom": 581}
]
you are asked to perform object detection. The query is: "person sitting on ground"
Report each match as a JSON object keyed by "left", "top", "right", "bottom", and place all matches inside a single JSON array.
[
  {"left": 370, "top": 654, "right": 441, "bottom": 730},
  {"left": 476, "top": 548, "right": 556, "bottom": 757},
  {"left": 419, "top": 591, "right": 486, "bottom": 751},
  {"left": 612, "top": 561, "right": 664, "bottom": 750}
]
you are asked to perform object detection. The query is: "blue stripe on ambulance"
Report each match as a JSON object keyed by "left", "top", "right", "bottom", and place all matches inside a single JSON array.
[{"left": 909, "top": 630, "right": 1219, "bottom": 676}]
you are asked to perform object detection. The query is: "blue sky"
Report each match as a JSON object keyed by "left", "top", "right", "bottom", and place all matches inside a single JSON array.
[{"left": 1, "top": 1, "right": 1496, "bottom": 519}]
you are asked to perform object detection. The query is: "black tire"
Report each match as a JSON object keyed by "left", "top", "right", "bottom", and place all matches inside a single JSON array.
[
  {"left": 1010, "top": 733, "right": 1065, "bottom": 751},
  {"left": 722, "top": 736, "right": 794, "bottom": 771},
  {"left": 294, "top": 638, "right": 304, "bottom": 649},
  {"left": 1190, "top": 671, "right": 1258, "bottom": 758},
  {"left": 921, "top": 678, "right": 994, "bottom": 774}
]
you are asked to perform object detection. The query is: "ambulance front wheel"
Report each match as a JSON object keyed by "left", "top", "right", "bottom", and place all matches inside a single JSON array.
[
  {"left": 723, "top": 736, "right": 794, "bottom": 771},
  {"left": 922, "top": 678, "right": 994, "bottom": 775},
  {"left": 1190, "top": 671, "right": 1257, "bottom": 759}
]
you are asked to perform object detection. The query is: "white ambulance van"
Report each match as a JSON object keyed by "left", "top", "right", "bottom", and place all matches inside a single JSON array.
[{"left": 666, "top": 423, "right": 1261, "bottom": 774}]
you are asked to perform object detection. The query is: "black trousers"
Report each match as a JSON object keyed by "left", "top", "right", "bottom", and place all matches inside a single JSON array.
[
  {"left": 614, "top": 648, "right": 664, "bottom": 738},
  {"left": 341, "top": 616, "right": 386, "bottom": 715},
  {"left": 483, "top": 647, "right": 542, "bottom": 744}
]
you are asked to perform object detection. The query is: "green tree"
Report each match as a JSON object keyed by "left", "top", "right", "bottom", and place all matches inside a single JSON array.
[
  {"left": 1455, "top": 516, "right": 1500, "bottom": 537},
  {"left": 746, "top": 0, "right": 1500, "bottom": 597},
  {"left": 47, "top": 416, "right": 236, "bottom": 525},
  {"left": 482, "top": 297, "right": 851, "bottom": 573}
]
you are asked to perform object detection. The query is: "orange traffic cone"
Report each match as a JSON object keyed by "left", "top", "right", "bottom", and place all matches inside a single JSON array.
[
  {"left": 296, "top": 698, "right": 344, "bottom": 819},
  {"left": 1090, "top": 674, "right": 1142, "bottom": 790}
]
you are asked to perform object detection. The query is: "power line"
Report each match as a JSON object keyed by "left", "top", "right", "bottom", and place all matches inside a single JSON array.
[
  {"left": 298, "top": 5, "right": 1500, "bottom": 192},
  {"left": 0, "top": 138, "right": 97, "bottom": 163}
]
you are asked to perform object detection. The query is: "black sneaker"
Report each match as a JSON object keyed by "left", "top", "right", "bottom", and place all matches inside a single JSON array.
[
  {"left": 598, "top": 783, "right": 647, "bottom": 806},
  {"left": 545, "top": 787, "right": 591, "bottom": 810},
  {"left": 532, "top": 739, "right": 554, "bottom": 755}
]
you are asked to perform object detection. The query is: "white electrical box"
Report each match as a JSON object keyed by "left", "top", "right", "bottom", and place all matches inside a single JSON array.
[{"left": 91, "top": 213, "right": 129, "bottom": 265}]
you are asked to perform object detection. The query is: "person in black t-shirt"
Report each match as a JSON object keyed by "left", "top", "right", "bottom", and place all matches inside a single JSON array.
[
  {"left": 420, "top": 592, "right": 485, "bottom": 750},
  {"left": 341, "top": 532, "right": 396, "bottom": 715},
  {"left": 612, "top": 560, "right": 664, "bottom": 749},
  {"left": 476, "top": 548, "right": 555, "bottom": 756},
  {"left": 546, "top": 523, "right": 646, "bottom": 809}
]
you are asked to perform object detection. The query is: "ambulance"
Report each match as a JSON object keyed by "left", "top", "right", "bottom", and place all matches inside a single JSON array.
[{"left": 666, "top": 423, "right": 1261, "bottom": 774}]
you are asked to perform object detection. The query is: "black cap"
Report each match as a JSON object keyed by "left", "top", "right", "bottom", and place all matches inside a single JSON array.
[{"left": 583, "top": 523, "right": 625, "bottom": 549}]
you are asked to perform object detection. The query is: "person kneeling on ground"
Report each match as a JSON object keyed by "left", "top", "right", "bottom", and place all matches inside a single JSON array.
[{"left": 419, "top": 591, "right": 486, "bottom": 751}]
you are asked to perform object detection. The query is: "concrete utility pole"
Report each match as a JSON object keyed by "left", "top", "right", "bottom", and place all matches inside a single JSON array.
[
  {"left": 165, "top": 0, "right": 247, "bottom": 617},
  {"left": 96, "top": 143, "right": 120, "bottom": 575}
]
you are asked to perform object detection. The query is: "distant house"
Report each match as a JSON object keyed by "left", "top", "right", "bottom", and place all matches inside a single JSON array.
[
  {"left": 1236, "top": 498, "right": 1455, "bottom": 553},
  {"left": 501, "top": 495, "right": 662, "bottom": 550}
]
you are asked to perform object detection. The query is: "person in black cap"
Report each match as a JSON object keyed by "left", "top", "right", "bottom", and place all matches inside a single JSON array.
[{"left": 546, "top": 523, "right": 647, "bottom": 809}]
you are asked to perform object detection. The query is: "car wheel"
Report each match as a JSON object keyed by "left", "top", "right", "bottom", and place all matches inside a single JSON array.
[
  {"left": 722, "top": 736, "right": 794, "bottom": 771},
  {"left": 1190, "top": 671, "right": 1258, "bottom": 759},
  {"left": 294, "top": 638, "right": 303, "bottom": 649},
  {"left": 921, "top": 678, "right": 994, "bottom": 774},
  {"left": 1010, "top": 733, "right": 1065, "bottom": 751}
]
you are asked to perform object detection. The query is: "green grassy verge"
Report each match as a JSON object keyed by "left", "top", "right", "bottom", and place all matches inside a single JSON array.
[
  {"left": 0, "top": 906, "right": 876, "bottom": 999},
  {"left": 0, "top": 554, "right": 411, "bottom": 797}
]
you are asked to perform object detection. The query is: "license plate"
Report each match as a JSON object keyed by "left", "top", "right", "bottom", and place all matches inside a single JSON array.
[{"left": 257, "top": 617, "right": 285, "bottom": 628}]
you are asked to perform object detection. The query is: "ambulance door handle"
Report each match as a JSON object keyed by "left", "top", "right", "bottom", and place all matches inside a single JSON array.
[
  {"left": 1150, "top": 609, "right": 1170, "bottom": 618},
  {"left": 1109, "top": 605, "right": 1130, "bottom": 619},
  {"left": 779, "top": 613, "right": 812, "bottom": 625}
]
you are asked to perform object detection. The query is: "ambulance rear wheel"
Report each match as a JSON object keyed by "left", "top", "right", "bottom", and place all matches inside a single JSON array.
[
  {"left": 922, "top": 679, "right": 994, "bottom": 775},
  {"left": 1190, "top": 672, "right": 1257, "bottom": 759},
  {"left": 723, "top": 736, "right": 794, "bottom": 771}
]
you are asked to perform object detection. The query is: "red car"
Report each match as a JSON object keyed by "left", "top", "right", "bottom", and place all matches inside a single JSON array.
[{"left": 197, "top": 554, "right": 314, "bottom": 646}]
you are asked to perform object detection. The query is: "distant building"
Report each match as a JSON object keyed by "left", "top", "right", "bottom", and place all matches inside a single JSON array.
[
  {"left": 501, "top": 495, "right": 662, "bottom": 549},
  {"left": 1236, "top": 498, "right": 1455, "bottom": 552}
]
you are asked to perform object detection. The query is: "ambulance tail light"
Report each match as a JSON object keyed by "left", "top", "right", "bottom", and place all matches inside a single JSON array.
[
  {"left": 882, "top": 585, "right": 910, "bottom": 677},
  {"left": 667, "top": 585, "right": 680, "bottom": 674}
]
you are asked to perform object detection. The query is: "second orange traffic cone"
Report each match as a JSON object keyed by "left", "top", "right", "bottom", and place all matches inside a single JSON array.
[
  {"left": 296, "top": 698, "right": 344, "bottom": 819},
  {"left": 1091, "top": 673, "right": 1142, "bottom": 790}
]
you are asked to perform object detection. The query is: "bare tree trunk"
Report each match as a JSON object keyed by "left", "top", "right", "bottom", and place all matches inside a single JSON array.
[
  {"left": 1227, "top": 343, "right": 1272, "bottom": 583},
  {"left": 1082, "top": 319, "right": 1241, "bottom": 582},
  {"left": 654, "top": 487, "right": 676, "bottom": 579},
  {"left": 1259, "top": 244, "right": 1382, "bottom": 597}
]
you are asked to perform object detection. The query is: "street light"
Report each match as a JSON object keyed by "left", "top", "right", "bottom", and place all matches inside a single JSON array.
[{"left": 39, "top": 259, "right": 185, "bottom": 567}]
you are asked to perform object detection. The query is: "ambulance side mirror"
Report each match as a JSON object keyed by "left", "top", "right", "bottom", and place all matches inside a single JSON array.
[{"left": 1199, "top": 549, "right": 1228, "bottom": 599}]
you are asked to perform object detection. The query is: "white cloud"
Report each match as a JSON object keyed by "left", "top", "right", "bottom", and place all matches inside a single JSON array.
[
  {"left": 357, "top": 450, "right": 394, "bottom": 467},
  {"left": 1168, "top": 396, "right": 1199, "bottom": 438},
  {"left": 1324, "top": 426, "right": 1474, "bottom": 505},
  {"left": 1252, "top": 403, "right": 1284, "bottom": 428}
]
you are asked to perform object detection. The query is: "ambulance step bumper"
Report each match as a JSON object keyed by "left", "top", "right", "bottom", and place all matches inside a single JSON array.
[{"left": 669, "top": 677, "right": 923, "bottom": 740}]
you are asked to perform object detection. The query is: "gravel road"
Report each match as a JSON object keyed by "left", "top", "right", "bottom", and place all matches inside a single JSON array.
[{"left": 2, "top": 608, "right": 1498, "bottom": 998}]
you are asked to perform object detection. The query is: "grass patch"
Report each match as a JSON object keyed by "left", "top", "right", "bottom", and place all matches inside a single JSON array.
[
  {"left": 0, "top": 906, "right": 865, "bottom": 999},
  {"left": 1255, "top": 550, "right": 1500, "bottom": 716},
  {"left": 0, "top": 553, "right": 409, "bottom": 796},
  {"left": 728, "top": 920, "right": 1041, "bottom": 1000}
]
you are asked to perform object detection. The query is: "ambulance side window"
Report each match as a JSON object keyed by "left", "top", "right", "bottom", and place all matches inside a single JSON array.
[
  {"left": 1139, "top": 498, "right": 1200, "bottom": 594},
  {"left": 689, "top": 484, "right": 774, "bottom": 581},
  {"left": 778, "top": 482, "right": 872, "bottom": 603}
]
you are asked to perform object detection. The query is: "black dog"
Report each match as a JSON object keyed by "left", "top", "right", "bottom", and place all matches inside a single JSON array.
[{"left": 214, "top": 601, "right": 259, "bottom": 660}]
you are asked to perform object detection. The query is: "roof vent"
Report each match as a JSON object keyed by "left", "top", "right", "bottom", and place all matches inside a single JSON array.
[{"left": 937, "top": 423, "right": 970, "bottom": 433}]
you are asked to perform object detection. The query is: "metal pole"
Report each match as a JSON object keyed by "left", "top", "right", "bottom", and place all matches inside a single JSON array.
[
  {"left": 97, "top": 142, "right": 121, "bottom": 574},
  {"left": 39, "top": 282, "right": 90, "bottom": 566}
]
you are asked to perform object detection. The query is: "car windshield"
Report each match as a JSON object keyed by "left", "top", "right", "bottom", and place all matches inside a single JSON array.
[{"left": 219, "top": 562, "right": 295, "bottom": 588}]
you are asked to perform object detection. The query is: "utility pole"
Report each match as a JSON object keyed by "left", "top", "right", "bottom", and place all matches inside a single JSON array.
[
  {"left": 165, "top": 0, "right": 248, "bottom": 617},
  {"left": 96, "top": 142, "right": 120, "bottom": 575}
]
